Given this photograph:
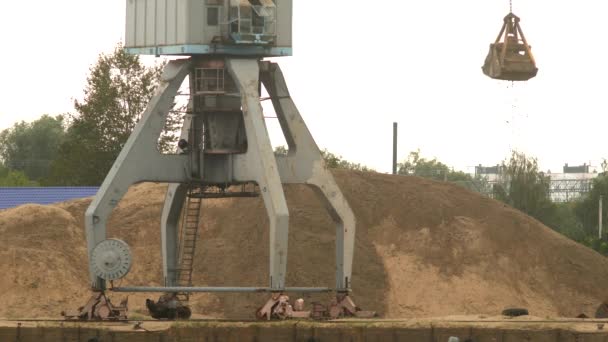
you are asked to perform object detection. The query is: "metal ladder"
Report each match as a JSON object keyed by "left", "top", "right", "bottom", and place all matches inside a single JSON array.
[{"left": 176, "top": 189, "right": 202, "bottom": 302}]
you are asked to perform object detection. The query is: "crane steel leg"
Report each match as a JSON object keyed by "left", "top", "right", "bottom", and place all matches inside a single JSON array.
[
  {"left": 260, "top": 62, "right": 356, "bottom": 292},
  {"left": 81, "top": 56, "right": 367, "bottom": 320},
  {"left": 227, "top": 59, "right": 290, "bottom": 290},
  {"left": 85, "top": 59, "right": 191, "bottom": 290},
  {"left": 161, "top": 183, "right": 188, "bottom": 287},
  {"left": 161, "top": 110, "right": 195, "bottom": 287}
]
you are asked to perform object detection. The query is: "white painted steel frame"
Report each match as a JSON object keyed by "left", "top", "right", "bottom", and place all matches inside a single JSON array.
[{"left": 86, "top": 58, "right": 355, "bottom": 294}]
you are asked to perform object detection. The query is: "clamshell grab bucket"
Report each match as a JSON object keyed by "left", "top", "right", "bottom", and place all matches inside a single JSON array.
[{"left": 482, "top": 13, "right": 538, "bottom": 81}]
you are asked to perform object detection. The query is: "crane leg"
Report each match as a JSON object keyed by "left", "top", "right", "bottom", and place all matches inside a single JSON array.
[
  {"left": 161, "top": 183, "right": 188, "bottom": 287},
  {"left": 260, "top": 61, "right": 356, "bottom": 292},
  {"left": 260, "top": 61, "right": 374, "bottom": 318},
  {"left": 227, "top": 59, "right": 290, "bottom": 291},
  {"left": 84, "top": 59, "right": 191, "bottom": 290}
]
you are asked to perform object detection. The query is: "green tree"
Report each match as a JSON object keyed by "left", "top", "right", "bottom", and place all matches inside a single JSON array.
[
  {"left": 0, "top": 163, "right": 37, "bottom": 186},
  {"left": 274, "top": 146, "right": 374, "bottom": 171},
  {"left": 320, "top": 149, "right": 373, "bottom": 172},
  {"left": 575, "top": 173, "right": 608, "bottom": 237},
  {"left": 543, "top": 202, "right": 586, "bottom": 242},
  {"left": 49, "top": 44, "right": 164, "bottom": 185},
  {"left": 397, "top": 150, "right": 471, "bottom": 182},
  {"left": 492, "top": 151, "right": 554, "bottom": 221},
  {"left": 0, "top": 115, "right": 65, "bottom": 182}
]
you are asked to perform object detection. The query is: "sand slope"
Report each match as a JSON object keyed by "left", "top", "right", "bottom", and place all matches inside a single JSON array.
[{"left": 0, "top": 170, "right": 606, "bottom": 319}]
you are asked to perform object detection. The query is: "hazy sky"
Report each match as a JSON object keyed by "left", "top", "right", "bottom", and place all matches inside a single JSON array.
[{"left": 1, "top": 0, "right": 606, "bottom": 174}]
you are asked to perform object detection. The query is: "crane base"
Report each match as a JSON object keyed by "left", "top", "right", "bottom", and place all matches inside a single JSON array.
[
  {"left": 62, "top": 291, "right": 128, "bottom": 321},
  {"left": 145, "top": 293, "right": 192, "bottom": 320},
  {"left": 255, "top": 293, "right": 376, "bottom": 320}
]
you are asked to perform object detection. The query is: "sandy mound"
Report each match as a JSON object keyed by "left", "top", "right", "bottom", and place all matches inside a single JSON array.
[
  {"left": 1, "top": 170, "right": 607, "bottom": 319},
  {"left": 0, "top": 205, "right": 90, "bottom": 318}
]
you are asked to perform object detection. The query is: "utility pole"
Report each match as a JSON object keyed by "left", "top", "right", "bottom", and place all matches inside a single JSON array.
[
  {"left": 392, "top": 122, "right": 398, "bottom": 175},
  {"left": 600, "top": 195, "right": 603, "bottom": 239}
]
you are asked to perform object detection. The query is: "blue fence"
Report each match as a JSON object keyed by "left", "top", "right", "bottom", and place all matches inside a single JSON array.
[{"left": 0, "top": 187, "right": 99, "bottom": 210}]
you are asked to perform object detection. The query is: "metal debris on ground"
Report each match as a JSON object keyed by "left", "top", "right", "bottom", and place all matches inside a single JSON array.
[
  {"left": 61, "top": 291, "right": 128, "bottom": 321},
  {"left": 133, "top": 321, "right": 149, "bottom": 331},
  {"left": 146, "top": 293, "right": 192, "bottom": 320},
  {"left": 596, "top": 302, "right": 608, "bottom": 318},
  {"left": 256, "top": 293, "right": 376, "bottom": 320}
]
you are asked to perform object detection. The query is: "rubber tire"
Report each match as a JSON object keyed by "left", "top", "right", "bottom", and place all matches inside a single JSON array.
[
  {"left": 502, "top": 308, "right": 529, "bottom": 317},
  {"left": 177, "top": 305, "right": 192, "bottom": 319},
  {"left": 596, "top": 303, "right": 608, "bottom": 318}
]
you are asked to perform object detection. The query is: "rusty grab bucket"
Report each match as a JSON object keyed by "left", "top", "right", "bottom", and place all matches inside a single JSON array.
[{"left": 482, "top": 13, "right": 538, "bottom": 81}]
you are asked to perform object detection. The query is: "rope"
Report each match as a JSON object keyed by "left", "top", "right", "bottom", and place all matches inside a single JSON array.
[{"left": 509, "top": 0, "right": 513, "bottom": 13}]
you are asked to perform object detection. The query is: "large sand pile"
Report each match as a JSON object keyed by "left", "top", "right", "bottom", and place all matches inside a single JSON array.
[{"left": 1, "top": 170, "right": 607, "bottom": 319}]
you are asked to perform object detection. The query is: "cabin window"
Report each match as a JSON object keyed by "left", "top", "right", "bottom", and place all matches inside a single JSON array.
[
  {"left": 194, "top": 68, "right": 225, "bottom": 94},
  {"left": 207, "top": 7, "right": 219, "bottom": 26},
  {"left": 228, "top": 0, "right": 276, "bottom": 43}
]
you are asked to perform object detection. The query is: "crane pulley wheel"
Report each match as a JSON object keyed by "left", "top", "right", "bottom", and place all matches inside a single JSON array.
[{"left": 91, "top": 239, "right": 133, "bottom": 280}]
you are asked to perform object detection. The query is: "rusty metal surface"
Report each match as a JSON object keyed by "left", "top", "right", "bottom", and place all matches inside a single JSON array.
[
  {"left": 329, "top": 294, "right": 377, "bottom": 319},
  {"left": 145, "top": 293, "right": 192, "bottom": 320},
  {"left": 62, "top": 291, "right": 128, "bottom": 321},
  {"left": 255, "top": 294, "right": 375, "bottom": 320},
  {"left": 482, "top": 13, "right": 538, "bottom": 81}
]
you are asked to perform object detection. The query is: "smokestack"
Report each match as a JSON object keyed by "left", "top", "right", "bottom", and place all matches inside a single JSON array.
[{"left": 392, "top": 122, "right": 398, "bottom": 175}]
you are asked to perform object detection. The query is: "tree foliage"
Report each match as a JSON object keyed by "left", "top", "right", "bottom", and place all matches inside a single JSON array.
[
  {"left": 575, "top": 173, "right": 608, "bottom": 237},
  {"left": 397, "top": 150, "right": 471, "bottom": 182},
  {"left": 49, "top": 44, "right": 164, "bottom": 185},
  {"left": 543, "top": 202, "right": 586, "bottom": 242},
  {"left": 0, "top": 115, "right": 65, "bottom": 182},
  {"left": 274, "top": 146, "right": 373, "bottom": 172},
  {"left": 492, "top": 151, "right": 553, "bottom": 220},
  {"left": 320, "top": 149, "right": 373, "bottom": 172},
  {"left": 0, "top": 163, "right": 37, "bottom": 186}
]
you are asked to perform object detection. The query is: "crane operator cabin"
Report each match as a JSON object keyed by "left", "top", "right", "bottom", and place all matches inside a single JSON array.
[{"left": 125, "top": 0, "right": 292, "bottom": 57}]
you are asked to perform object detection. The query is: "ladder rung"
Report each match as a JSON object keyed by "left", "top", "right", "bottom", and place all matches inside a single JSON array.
[{"left": 179, "top": 194, "right": 202, "bottom": 278}]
